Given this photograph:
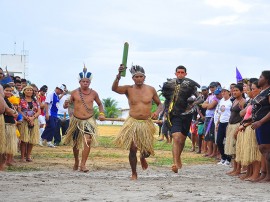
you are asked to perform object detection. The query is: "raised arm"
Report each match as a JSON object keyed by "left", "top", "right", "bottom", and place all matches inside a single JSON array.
[{"left": 112, "top": 64, "right": 129, "bottom": 94}]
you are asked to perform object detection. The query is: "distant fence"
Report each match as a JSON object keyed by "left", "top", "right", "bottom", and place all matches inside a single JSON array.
[{"left": 96, "top": 118, "right": 162, "bottom": 125}]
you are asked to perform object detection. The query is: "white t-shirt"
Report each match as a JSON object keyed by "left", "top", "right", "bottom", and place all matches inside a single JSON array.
[
  {"left": 217, "top": 98, "right": 232, "bottom": 123},
  {"left": 57, "top": 94, "right": 70, "bottom": 120},
  {"left": 45, "top": 91, "right": 60, "bottom": 117}
]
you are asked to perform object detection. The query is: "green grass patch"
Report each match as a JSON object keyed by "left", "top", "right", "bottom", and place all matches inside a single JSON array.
[
  {"left": 6, "top": 165, "right": 41, "bottom": 172},
  {"left": 98, "top": 136, "right": 116, "bottom": 148},
  {"left": 154, "top": 141, "right": 172, "bottom": 151},
  {"left": 90, "top": 151, "right": 124, "bottom": 158},
  {"left": 150, "top": 157, "right": 173, "bottom": 166},
  {"left": 32, "top": 153, "right": 74, "bottom": 159}
]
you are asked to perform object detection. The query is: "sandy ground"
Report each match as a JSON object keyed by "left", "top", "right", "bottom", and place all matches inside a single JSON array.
[
  {"left": 1, "top": 163, "right": 270, "bottom": 202},
  {"left": 1, "top": 125, "right": 269, "bottom": 201}
]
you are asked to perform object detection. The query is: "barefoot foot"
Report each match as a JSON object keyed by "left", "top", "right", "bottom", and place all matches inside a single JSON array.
[
  {"left": 171, "top": 165, "right": 178, "bottom": 173},
  {"left": 226, "top": 169, "right": 236, "bottom": 175},
  {"left": 259, "top": 176, "right": 270, "bottom": 183},
  {"left": 140, "top": 157, "right": 148, "bottom": 170},
  {"left": 130, "top": 172, "right": 137, "bottom": 180},
  {"left": 73, "top": 164, "right": 79, "bottom": 171},
  {"left": 80, "top": 165, "right": 89, "bottom": 173}
]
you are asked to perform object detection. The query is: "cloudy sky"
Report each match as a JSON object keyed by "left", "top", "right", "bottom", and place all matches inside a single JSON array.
[{"left": 1, "top": 0, "right": 269, "bottom": 108}]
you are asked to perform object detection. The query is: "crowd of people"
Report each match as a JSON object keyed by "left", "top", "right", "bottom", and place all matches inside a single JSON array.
[
  {"left": 158, "top": 68, "right": 270, "bottom": 182},
  {"left": 0, "top": 67, "right": 71, "bottom": 170},
  {"left": 0, "top": 66, "right": 270, "bottom": 183}
]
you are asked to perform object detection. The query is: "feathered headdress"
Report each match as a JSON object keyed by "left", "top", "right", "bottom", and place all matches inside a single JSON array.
[
  {"left": 129, "top": 65, "right": 145, "bottom": 77},
  {"left": 78, "top": 64, "right": 93, "bottom": 81}
]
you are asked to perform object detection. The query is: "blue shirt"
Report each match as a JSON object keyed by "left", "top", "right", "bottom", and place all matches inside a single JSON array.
[{"left": 45, "top": 91, "right": 60, "bottom": 117}]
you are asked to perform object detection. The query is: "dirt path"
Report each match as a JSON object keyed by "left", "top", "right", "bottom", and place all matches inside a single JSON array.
[{"left": 1, "top": 163, "right": 270, "bottom": 201}]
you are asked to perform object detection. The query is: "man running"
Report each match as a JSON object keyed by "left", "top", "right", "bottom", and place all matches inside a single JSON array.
[
  {"left": 112, "top": 64, "right": 162, "bottom": 180},
  {"left": 63, "top": 66, "right": 105, "bottom": 172}
]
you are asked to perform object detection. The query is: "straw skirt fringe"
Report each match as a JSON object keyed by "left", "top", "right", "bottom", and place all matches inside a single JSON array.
[
  {"left": 0, "top": 114, "right": 6, "bottom": 154},
  {"left": 114, "top": 117, "right": 156, "bottom": 156},
  {"left": 18, "top": 119, "right": 40, "bottom": 144},
  {"left": 5, "top": 123, "right": 18, "bottom": 155},
  {"left": 63, "top": 116, "right": 98, "bottom": 149},
  {"left": 241, "top": 126, "right": 261, "bottom": 166},
  {"left": 235, "top": 130, "right": 244, "bottom": 163},
  {"left": 225, "top": 123, "right": 240, "bottom": 155}
]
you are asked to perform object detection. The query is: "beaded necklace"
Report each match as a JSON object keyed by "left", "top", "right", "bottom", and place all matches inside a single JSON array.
[{"left": 78, "top": 88, "right": 92, "bottom": 114}]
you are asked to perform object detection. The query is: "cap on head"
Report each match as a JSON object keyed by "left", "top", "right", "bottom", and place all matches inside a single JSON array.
[
  {"left": 40, "top": 85, "right": 48, "bottom": 92},
  {"left": 209, "top": 82, "right": 217, "bottom": 88},
  {"left": 56, "top": 84, "right": 66, "bottom": 92},
  {"left": 130, "top": 65, "right": 145, "bottom": 77},
  {"left": 214, "top": 87, "right": 222, "bottom": 95},
  {"left": 222, "top": 86, "right": 230, "bottom": 92},
  {"left": 79, "top": 65, "right": 92, "bottom": 81},
  {"left": 201, "top": 86, "right": 208, "bottom": 91}
]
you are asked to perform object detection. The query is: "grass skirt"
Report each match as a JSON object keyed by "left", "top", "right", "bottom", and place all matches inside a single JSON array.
[
  {"left": 225, "top": 123, "right": 240, "bottom": 155},
  {"left": 5, "top": 123, "right": 18, "bottom": 155},
  {"left": 235, "top": 130, "right": 244, "bottom": 163},
  {"left": 18, "top": 119, "right": 40, "bottom": 144},
  {"left": 0, "top": 114, "right": 6, "bottom": 154},
  {"left": 241, "top": 126, "right": 261, "bottom": 166},
  {"left": 63, "top": 116, "right": 97, "bottom": 149},
  {"left": 114, "top": 117, "right": 156, "bottom": 156}
]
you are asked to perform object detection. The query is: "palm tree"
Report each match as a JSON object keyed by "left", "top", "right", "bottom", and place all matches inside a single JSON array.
[
  {"left": 93, "top": 106, "right": 99, "bottom": 119},
  {"left": 102, "top": 98, "right": 121, "bottom": 118}
]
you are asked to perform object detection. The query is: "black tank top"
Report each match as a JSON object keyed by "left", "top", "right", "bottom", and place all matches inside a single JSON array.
[
  {"left": 4, "top": 98, "right": 16, "bottom": 124},
  {"left": 229, "top": 101, "right": 243, "bottom": 124}
]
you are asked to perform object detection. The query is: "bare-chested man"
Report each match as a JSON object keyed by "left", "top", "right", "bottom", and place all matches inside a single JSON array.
[
  {"left": 112, "top": 65, "right": 163, "bottom": 180},
  {"left": 63, "top": 67, "right": 105, "bottom": 172}
]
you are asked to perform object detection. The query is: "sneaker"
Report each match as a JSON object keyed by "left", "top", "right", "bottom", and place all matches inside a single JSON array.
[
  {"left": 223, "top": 160, "right": 231, "bottom": 166},
  {"left": 42, "top": 139, "right": 47, "bottom": 146},
  {"left": 47, "top": 142, "right": 56, "bottom": 148},
  {"left": 39, "top": 139, "right": 43, "bottom": 147},
  {"left": 217, "top": 159, "right": 225, "bottom": 165}
]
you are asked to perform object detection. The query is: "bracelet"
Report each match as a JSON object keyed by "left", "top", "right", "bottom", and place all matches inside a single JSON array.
[
  {"left": 115, "top": 75, "right": 121, "bottom": 81},
  {"left": 99, "top": 112, "right": 105, "bottom": 116}
]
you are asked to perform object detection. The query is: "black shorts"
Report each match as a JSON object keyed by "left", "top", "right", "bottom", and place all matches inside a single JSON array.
[
  {"left": 72, "top": 127, "right": 94, "bottom": 141},
  {"left": 170, "top": 114, "right": 193, "bottom": 136},
  {"left": 161, "top": 120, "right": 171, "bottom": 136}
]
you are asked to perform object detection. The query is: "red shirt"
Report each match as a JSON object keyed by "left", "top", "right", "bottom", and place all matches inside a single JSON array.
[{"left": 39, "top": 95, "right": 46, "bottom": 116}]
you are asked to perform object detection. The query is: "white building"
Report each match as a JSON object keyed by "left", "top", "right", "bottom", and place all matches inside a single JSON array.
[{"left": 1, "top": 51, "right": 29, "bottom": 78}]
